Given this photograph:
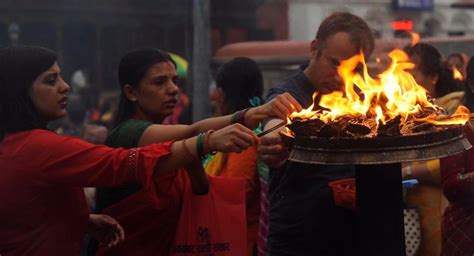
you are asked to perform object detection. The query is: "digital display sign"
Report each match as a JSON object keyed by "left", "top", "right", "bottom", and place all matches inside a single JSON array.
[
  {"left": 391, "top": 20, "right": 413, "bottom": 31},
  {"left": 392, "top": 0, "right": 433, "bottom": 11}
]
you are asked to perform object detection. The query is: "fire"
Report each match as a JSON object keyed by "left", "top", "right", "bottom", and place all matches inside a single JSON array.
[
  {"left": 417, "top": 105, "right": 470, "bottom": 125},
  {"left": 410, "top": 32, "right": 420, "bottom": 47},
  {"left": 289, "top": 49, "right": 470, "bottom": 129},
  {"left": 452, "top": 65, "right": 464, "bottom": 80}
]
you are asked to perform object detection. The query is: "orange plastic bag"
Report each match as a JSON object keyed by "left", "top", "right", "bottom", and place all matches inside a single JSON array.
[{"left": 170, "top": 176, "right": 247, "bottom": 256}]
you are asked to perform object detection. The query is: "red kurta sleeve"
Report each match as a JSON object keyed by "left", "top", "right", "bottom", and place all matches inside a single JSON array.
[{"left": 23, "top": 130, "right": 171, "bottom": 188}]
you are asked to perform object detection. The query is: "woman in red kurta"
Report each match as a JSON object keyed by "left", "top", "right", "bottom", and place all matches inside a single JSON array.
[
  {"left": 0, "top": 46, "right": 270, "bottom": 256},
  {"left": 0, "top": 129, "right": 171, "bottom": 255}
]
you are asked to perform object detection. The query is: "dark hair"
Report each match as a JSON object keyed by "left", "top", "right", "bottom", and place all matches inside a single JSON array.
[
  {"left": 316, "top": 12, "right": 375, "bottom": 57},
  {"left": 405, "top": 43, "right": 461, "bottom": 97},
  {"left": 215, "top": 57, "right": 263, "bottom": 115},
  {"left": 0, "top": 45, "right": 57, "bottom": 141},
  {"left": 461, "top": 56, "right": 474, "bottom": 111},
  {"left": 115, "top": 48, "right": 176, "bottom": 126},
  {"left": 466, "top": 56, "right": 474, "bottom": 82}
]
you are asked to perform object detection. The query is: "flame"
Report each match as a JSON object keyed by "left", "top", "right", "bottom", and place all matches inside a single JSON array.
[
  {"left": 289, "top": 92, "right": 318, "bottom": 120},
  {"left": 289, "top": 49, "right": 470, "bottom": 128},
  {"left": 410, "top": 32, "right": 420, "bottom": 47},
  {"left": 452, "top": 65, "right": 464, "bottom": 80},
  {"left": 417, "top": 105, "right": 470, "bottom": 125}
]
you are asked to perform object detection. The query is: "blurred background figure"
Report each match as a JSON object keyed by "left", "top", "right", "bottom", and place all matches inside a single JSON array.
[
  {"left": 401, "top": 42, "right": 473, "bottom": 256},
  {"left": 406, "top": 43, "right": 462, "bottom": 100},
  {"left": 53, "top": 93, "right": 87, "bottom": 136},
  {"left": 465, "top": 56, "right": 474, "bottom": 93},
  {"left": 447, "top": 52, "right": 468, "bottom": 81},
  {"left": 97, "top": 95, "right": 119, "bottom": 130},
  {"left": 406, "top": 43, "right": 474, "bottom": 112},
  {"left": 439, "top": 125, "right": 474, "bottom": 256}
]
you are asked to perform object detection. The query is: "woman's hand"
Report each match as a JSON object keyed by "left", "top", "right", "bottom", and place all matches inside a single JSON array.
[
  {"left": 88, "top": 214, "right": 125, "bottom": 248},
  {"left": 246, "top": 93, "right": 302, "bottom": 127},
  {"left": 208, "top": 123, "right": 259, "bottom": 153}
]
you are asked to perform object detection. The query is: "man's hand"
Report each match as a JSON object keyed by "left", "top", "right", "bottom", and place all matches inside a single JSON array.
[
  {"left": 88, "top": 214, "right": 125, "bottom": 248},
  {"left": 257, "top": 120, "right": 289, "bottom": 168}
]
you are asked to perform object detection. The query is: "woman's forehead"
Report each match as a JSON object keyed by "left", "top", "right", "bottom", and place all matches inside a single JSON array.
[{"left": 145, "top": 61, "right": 176, "bottom": 77}]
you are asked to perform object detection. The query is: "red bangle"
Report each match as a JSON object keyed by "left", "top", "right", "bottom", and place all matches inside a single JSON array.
[{"left": 204, "top": 130, "right": 216, "bottom": 155}]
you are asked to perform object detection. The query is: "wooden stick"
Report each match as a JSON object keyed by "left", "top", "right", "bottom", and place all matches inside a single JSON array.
[
  {"left": 252, "top": 114, "right": 272, "bottom": 119},
  {"left": 257, "top": 121, "right": 287, "bottom": 137}
]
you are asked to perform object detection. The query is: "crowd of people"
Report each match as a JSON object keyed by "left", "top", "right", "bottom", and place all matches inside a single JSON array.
[{"left": 1, "top": 12, "right": 474, "bottom": 256}]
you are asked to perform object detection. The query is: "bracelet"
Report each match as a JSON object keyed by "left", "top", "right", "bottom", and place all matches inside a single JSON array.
[
  {"left": 196, "top": 133, "right": 206, "bottom": 159},
  {"left": 204, "top": 130, "right": 216, "bottom": 155},
  {"left": 236, "top": 107, "right": 251, "bottom": 126},
  {"left": 231, "top": 111, "right": 239, "bottom": 124},
  {"left": 231, "top": 107, "right": 251, "bottom": 126}
]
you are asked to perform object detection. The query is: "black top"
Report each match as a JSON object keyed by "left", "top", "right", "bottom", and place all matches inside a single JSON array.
[{"left": 266, "top": 66, "right": 315, "bottom": 108}]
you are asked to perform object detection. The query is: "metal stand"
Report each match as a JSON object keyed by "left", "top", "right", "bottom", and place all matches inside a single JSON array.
[{"left": 355, "top": 163, "right": 405, "bottom": 256}]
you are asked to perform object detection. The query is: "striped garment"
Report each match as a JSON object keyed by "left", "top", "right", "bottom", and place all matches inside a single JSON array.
[{"left": 258, "top": 176, "right": 269, "bottom": 256}]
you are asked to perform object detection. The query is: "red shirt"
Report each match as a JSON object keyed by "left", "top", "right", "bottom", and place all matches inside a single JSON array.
[
  {"left": 0, "top": 129, "right": 171, "bottom": 256},
  {"left": 97, "top": 170, "right": 189, "bottom": 256}
]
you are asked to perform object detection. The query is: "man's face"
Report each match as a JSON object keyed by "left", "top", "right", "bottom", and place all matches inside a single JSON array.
[{"left": 309, "top": 32, "right": 359, "bottom": 94}]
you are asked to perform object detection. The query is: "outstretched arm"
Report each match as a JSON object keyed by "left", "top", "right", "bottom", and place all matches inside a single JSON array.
[{"left": 138, "top": 93, "right": 301, "bottom": 147}]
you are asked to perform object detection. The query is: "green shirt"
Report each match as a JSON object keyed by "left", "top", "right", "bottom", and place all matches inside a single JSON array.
[
  {"left": 96, "top": 119, "right": 153, "bottom": 212},
  {"left": 105, "top": 119, "right": 153, "bottom": 149}
]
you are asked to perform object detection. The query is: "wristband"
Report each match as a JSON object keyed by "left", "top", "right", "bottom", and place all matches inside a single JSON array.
[
  {"left": 204, "top": 130, "right": 216, "bottom": 155},
  {"left": 237, "top": 107, "right": 251, "bottom": 126},
  {"left": 196, "top": 133, "right": 206, "bottom": 159}
]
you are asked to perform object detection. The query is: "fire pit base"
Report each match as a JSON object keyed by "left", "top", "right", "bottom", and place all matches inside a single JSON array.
[
  {"left": 287, "top": 127, "right": 471, "bottom": 165},
  {"left": 285, "top": 125, "right": 471, "bottom": 255},
  {"left": 356, "top": 163, "right": 405, "bottom": 256}
]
